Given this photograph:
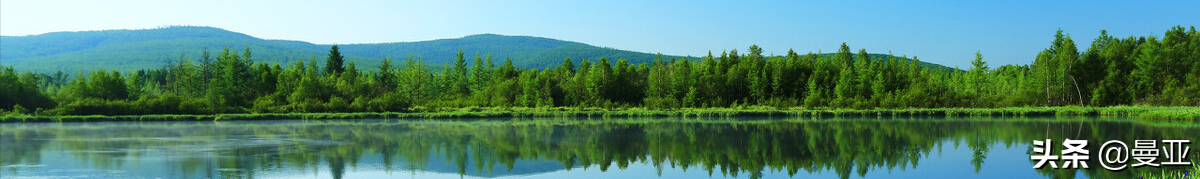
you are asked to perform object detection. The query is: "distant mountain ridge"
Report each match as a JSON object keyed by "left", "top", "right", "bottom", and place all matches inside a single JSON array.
[
  {"left": 1, "top": 26, "right": 953, "bottom": 73},
  {"left": 0, "top": 26, "right": 691, "bottom": 73}
]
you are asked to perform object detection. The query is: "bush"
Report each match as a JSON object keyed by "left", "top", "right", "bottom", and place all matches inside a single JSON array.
[
  {"left": 56, "top": 98, "right": 134, "bottom": 115},
  {"left": 10, "top": 104, "right": 27, "bottom": 115},
  {"left": 368, "top": 95, "right": 408, "bottom": 112},
  {"left": 643, "top": 97, "right": 679, "bottom": 110},
  {"left": 326, "top": 97, "right": 349, "bottom": 112},
  {"left": 251, "top": 98, "right": 279, "bottom": 113}
]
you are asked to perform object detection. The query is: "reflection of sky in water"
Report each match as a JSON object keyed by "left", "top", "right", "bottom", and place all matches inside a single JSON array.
[
  {"left": 0, "top": 118, "right": 1191, "bottom": 179},
  {"left": 8, "top": 140, "right": 1052, "bottom": 179}
]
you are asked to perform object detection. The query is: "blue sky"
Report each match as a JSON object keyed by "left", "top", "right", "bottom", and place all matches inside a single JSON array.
[{"left": 2, "top": 0, "right": 1197, "bottom": 68}]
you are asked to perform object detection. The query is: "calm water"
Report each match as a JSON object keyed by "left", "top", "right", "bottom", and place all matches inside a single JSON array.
[{"left": 1, "top": 117, "right": 1197, "bottom": 179}]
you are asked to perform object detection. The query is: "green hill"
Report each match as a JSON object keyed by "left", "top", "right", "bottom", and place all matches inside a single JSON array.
[
  {"left": 1, "top": 26, "right": 954, "bottom": 73},
  {"left": 336, "top": 33, "right": 684, "bottom": 68},
  {"left": 0, "top": 26, "right": 689, "bottom": 73}
]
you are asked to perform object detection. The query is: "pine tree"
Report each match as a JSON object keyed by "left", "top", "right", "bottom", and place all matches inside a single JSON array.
[
  {"left": 377, "top": 58, "right": 396, "bottom": 92},
  {"left": 968, "top": 51, "right": 989, "bottom": 106},
  {"left": 207, "top": 47, "right": 254, "bottom": 110},
  {"left": 469, "top": 53, "right": 493, "bottom": 93},
  {"left": 449, "top": 49, "right": 469, "bottom": 95},
  {"left": 325, "top": 45, "right": 345, "bottom": 75}
]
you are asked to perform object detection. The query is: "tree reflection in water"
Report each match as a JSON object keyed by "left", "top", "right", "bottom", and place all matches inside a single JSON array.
[{"left": 1, "top": 117, "right": 1196, "bottom": 179}]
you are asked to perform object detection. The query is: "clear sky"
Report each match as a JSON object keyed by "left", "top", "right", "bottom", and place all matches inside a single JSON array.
[{"left": 2, "top": 0, "right": 1197, "bottom": 67}]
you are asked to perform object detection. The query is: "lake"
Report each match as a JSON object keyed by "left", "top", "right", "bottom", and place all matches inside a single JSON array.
[{"left": 1, "top": 117, "right": 1196, "bottom": 179}]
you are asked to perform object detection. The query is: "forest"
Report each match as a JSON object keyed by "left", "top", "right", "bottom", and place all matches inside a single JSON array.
[{"left": 1, "top": 26, "right": 1198, "bottom": 116}]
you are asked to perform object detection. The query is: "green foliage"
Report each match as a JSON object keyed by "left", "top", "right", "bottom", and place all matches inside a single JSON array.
[
  {"left": 1139, "top": 108, "right": 1200, "bottom": 121},
  {"left": 205, "top": 47, "right": 256, "bottom": 112},
  {"left": 7, "top": 106, "right": 1198, "bottom": 122},
  {"left": 59, "top": 70, "right": 129, "bottom": 101},
  {"left": 1, "top": 26, "right": 1197, "bottom": 117},
  {"left": 0, "top": 67, "right": 55, "bottom": 111},
  {"left": 325, "top": 45, "right": 345, "bottom": 75}
]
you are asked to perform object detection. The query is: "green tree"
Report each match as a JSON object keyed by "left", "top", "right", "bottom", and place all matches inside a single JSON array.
[
  {"left": 968, "top": 51, "right": 990, "bottom": 107},
  {"left": 166, "top": 54, "right": 205, "bottom": 96},
  {"left": 398, "top": 55, "right": 434, "bottom": 104},
  {"left": 206, "top": 47, "right": 255, "bottom": 111},
  {"left": 1031, "top": 30, "right": 1082, "bottom": 106},
  {"left": 586, "top": 58, "right": 613, "bottom": 106},
  {"left": 469, "top": 54, "right": 494, "bottom": 93},
  {"left": 447, "top": 49, "right": 470, "bottom": 95},
  {"left": 0, "top": 67, "right": 55, "bottom": 111},
  {"left": 803, "top": 78, "right": 824, "bottom": 108},
  {"left": 325, "top": 45, "right": 345, "bottom": 75},
  {"left": 376, "top": 58, "right": 397, "bottom": 92}
]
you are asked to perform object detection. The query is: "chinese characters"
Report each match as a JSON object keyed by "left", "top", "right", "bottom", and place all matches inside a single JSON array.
[{"left": 1032, "top": 139, "right": 1192, "bottom": 171}]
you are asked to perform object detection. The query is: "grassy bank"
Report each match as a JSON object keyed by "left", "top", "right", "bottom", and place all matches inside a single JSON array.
[
  {"left": 1135, "top": 164, "right": 1198, "bottom": 179},
  {"left": 2, "top": 106, "right": 1198, "bottom": 123},
  {"left": 1139, "top": 108, "right": 1200, "bottom": 121}
]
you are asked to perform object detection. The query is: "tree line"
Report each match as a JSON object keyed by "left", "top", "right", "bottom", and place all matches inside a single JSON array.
[{"left": 2, "top": 26, "right": 1197, "bottom": 115}]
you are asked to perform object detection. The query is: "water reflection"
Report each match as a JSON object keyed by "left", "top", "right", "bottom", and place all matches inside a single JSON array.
[{"left": 1, "top": 117, "right": 1196, "bottom": 179}]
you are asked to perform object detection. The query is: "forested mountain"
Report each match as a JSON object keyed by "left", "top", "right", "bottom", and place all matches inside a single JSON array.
[{"left": 0, "top": 26, "right": 692, "bottom": 72}]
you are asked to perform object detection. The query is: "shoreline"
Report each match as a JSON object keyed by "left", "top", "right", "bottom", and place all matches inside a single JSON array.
[{"left": 3, "top": 106, "right": 1197, "bottom": 123}]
